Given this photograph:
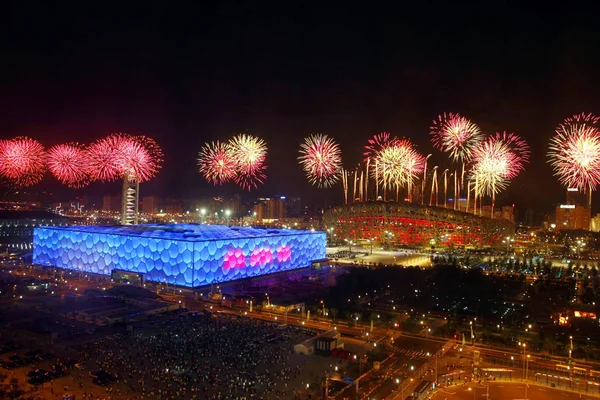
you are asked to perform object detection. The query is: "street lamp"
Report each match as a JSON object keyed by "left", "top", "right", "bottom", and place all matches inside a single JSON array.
[
  {"left": 503, "top": 236, "right": 514, "bottom": 257},
  {"left": 521, "top": 343, "right": 527, "bottom": 379},
  {"left": 568, "top": 335, "right": 573, "bottom": 368}
]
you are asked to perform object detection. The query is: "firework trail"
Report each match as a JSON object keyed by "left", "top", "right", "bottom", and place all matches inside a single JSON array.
[
  {"left": 363, "top": 132, "right": 398, "bottom": 200},
  {"left": 0, "top": 137, "right": 46, "bottom": 187},
  {"left": 373, "top": 138, "right": 425, "bottom": 201},
  {"left": 47, "top": 143, "right": 90, "bottom": 188},
  {"left": 298, "top": 134, "right": 342, "bottom": 187},
  {"left": 198, "top": 141, "right": 237, "bottom": 185}
]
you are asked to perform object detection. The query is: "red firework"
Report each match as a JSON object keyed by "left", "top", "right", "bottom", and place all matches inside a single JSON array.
[
  {"left": 235, "top": 162, "right": 267, "bottom": 191},
  {"left": 85, "top": 134, "right": 163, "bottom": 182},
  {"left": 197, "top": 141, "right": 237, "bottom": 185},
  {"left": 116, "top": 135, "right": 163, "bottom": 182},
  {"left": 47, "top": 143, "right": 90, "bottom": 188},
  {"left": 0, "top": 137, "right": 46, "bottom": 187},
  {"left": 85, "top": 134, "right": 124, "bottom": 182}
]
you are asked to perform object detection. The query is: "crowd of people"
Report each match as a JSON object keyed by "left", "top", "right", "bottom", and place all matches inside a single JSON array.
[{"left": 78, "top": 313, "right": 318, "bottom": 399}]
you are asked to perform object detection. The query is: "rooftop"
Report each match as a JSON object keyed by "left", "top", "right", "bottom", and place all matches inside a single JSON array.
[{"left": 36, "top": 224, "right": 321, "bottom": 242}]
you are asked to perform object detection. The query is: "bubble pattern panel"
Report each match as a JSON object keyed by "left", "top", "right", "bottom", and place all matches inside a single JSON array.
[{"left": 33, "top": 225, "right": 326, "bottom": 287}]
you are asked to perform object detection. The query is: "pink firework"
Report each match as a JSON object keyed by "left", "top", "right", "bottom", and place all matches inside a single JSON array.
[
  {"left": 116, "top": 135, "right": 163, "bottom": 182},
  {"left": 563, "top": 112, "right": 600, "bottom": 126},
  {"left": 228, "top": 134, "right": 267, "bottom": 190},
  {"left": 47, "top": 143, "right": 90, "bottom": 188},
  {"left": 488, "top": 132, "right": 530, "bottom": 178},
  {"left": 430, "top": 112, "right": 482, "bottom": 163},
  {"left": 86, "top": 134, "right": 163, "bottom": 182},
  {"left": 85, "top": 134, "right": 124, "bottom": 182},
  {"left": 470, "top": 132, "right": 530, "bottom": 197},
  {"left": 363, "top": 132, "right": 395, "bottom": 163},
  {"left": 298, "top": 134, "right": 343, "bottom": 187},
  {"left": 0, "top": 137, "right": 46, "bottom": 187},
  {"left": 197, "top": 141, "right": 237, "bottom": 185},
  {"left": 548, "top": 122, "right": 600, "bottom": 192}
]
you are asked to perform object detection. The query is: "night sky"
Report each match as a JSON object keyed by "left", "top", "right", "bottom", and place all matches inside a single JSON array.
[{"left": 2, "top": 3, "right": 600, "bottom": 213}]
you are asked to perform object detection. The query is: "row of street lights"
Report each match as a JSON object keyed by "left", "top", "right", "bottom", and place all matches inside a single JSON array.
[{"left": 196, "top": 208, "right": 231, "bottom": 225}]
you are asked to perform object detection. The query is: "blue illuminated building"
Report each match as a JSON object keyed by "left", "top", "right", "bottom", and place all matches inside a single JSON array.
[{"left": 33, "top": 224, "right": 326, "bottom": 287}]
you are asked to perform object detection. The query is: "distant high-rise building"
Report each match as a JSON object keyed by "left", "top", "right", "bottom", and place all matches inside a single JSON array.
[
  {"left": 566, "top": 187, "right": 587, "bottom": 207},
  {"left": 253, "top": 203, "right": 265, "bottom": 222},
  {"left": 501, "top": 205, "right": 514, "bottom": 223},
  {"left": 555, "top": 204, "right": 590, "bottom": 230},
  {"left": 142, "top": 196, "right": 160, "bottom": 214},
  {"left": 102, "top": 195, "right": 121, "bottom": 212},
  {"left": 265, "top": 197, "right": 286, "bottom": 220},
  {"left": 481, "top": 205, "right": 493, "bottom": 218},
  {"left": 224, "top": 194, "right": 241, "bottom": 216},
  {"left": 590, "top": 214, "right": 600, "bottom": 232},
  {"left": 163, "top": 198, "right": 183, "bottom": 214},
  {"left": 524, "top": 208, "right": 535, "bottom": 227},
  {"left": 285, "top": 196, "right": 302, "bottom": 217}
]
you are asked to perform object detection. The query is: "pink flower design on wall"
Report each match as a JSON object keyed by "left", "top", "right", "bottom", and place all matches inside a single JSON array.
[
  {"left": 223, "top": 247, "right": 246, "bottom": 270},
  {"left": 249, "top": 247, "right": 273, "bottom": 268},
  {"left": 277, "top": 245, "right": 291, "bottom": 262}
]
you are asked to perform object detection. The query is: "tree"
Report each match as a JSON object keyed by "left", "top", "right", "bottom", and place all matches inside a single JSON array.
[{"left": 330, "top": 308, "right": 338, "bottom": 322}]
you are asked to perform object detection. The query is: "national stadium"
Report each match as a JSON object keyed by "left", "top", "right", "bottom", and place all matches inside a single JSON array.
[
  {"left": 323, "top": 202, "right": 514, "bottom": 247},
  {"left": 33, "top": 224, "right": 326, "bottom": 287}
]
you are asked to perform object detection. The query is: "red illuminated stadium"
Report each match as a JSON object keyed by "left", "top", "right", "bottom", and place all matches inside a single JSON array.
[{"left": 323, "top": 202, "right": 514, "bottom": 247}]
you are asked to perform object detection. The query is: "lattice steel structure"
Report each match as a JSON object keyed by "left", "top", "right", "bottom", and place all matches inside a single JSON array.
[
  {"left": 323, "top": 202, "right": 514, "bottom": 247},
  {"left": 121, "top": 174, "right": 139, "bottom": 225}
]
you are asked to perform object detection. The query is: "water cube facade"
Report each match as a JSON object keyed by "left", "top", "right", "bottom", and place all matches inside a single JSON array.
[{"left": 33, "top": 224, "right": 326, "bottom": 287}]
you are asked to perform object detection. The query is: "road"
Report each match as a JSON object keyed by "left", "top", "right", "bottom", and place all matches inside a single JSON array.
[
  {"left": 5, "top": 261, "right": 600, "bottom": 400},
  {"left": 431, "top": 382, "right": 600, "bottom": 400}
]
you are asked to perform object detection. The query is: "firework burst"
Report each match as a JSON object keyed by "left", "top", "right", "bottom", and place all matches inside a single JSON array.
[
  {"left": 0, "top": 137, "right": 46, "bottom": 187},
  {"left": 298, "top": 134, "right": 342, "bottom": 187},
  {"left": 198, "top": 141, "right": 237, "bottom": 185},
  {"left": 228, "top": 134, "right": 267, "bottom": 190},
  {"left": 85, "top": 134, "right": 124, "bottom": 182},
  {"left": 117, "top": 135, "right": 163, "bottom": 182},
  {"left": 85, "top": 134, "right": 163, "bottom": 182},
  {"left": 430, "top": 112, "right": 482, "bottom": 163},
  {"left": 563, "top": 112, "right": 600, "bottom": 126},
  {"left": 47, "top": 143, "right": 90, "bottom": 188},
  {"left": 374, "top": 139, "right": 424, "bottom": 190},
  {"left": 548, "top": 122, "right": 600, "bottom": 192},
  {"left": 470, "top": 132, "right": 530, "bottom": 198},
  {"left": 363, "top": 132, "right": 394, "bottom": 163}
]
